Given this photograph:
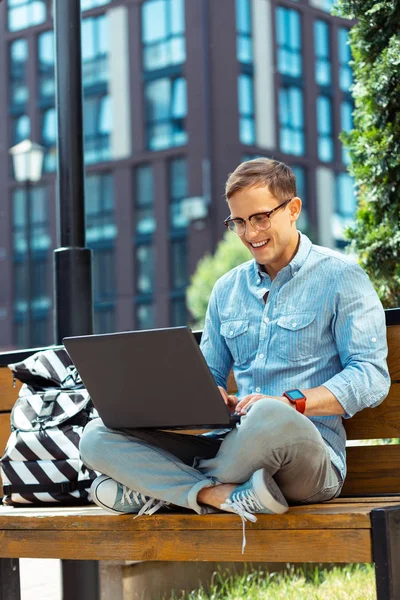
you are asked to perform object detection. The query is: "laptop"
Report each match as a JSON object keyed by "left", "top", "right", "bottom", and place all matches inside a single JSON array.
[{"left": 63, "top": 327, "right": 240, "bottom": 430}]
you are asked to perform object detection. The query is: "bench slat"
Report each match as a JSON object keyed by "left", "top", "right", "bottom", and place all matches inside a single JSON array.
[
  {"left": 344, "top": 383, "right": 400, "bottom": 440},
  {"left": 0, "top": 528, "right": 372, "bottom": 562},
  {"left": 343, "top": 444, "right": 400, "bottom": 495},
  {"left": 0, "top": 501, "right": 398, "bottom": 530},
  {"left": 387, "top": 325, "right": 400, "bottom": 379}
]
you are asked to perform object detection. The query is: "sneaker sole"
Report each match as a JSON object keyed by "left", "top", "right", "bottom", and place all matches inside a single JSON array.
[{"left": 252, "top": 469, "right": 288, "bottom": 514}]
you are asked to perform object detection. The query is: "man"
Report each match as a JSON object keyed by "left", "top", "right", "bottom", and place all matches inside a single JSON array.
[{"left": 80, "top": 158, "right": 390, "bottom": 544}]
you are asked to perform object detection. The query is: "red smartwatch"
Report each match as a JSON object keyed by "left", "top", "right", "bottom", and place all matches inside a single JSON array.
[{"left": 283, "top": 389, "right": 307, "bottom": 414}]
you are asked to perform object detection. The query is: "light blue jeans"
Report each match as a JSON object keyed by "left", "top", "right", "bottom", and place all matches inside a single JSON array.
[{"left": 80, "top": 398, "right": 342, "bottom": 514}]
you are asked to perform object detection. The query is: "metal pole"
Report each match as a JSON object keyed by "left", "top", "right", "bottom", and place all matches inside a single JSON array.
[
  {"left": 25, "top": 180, "right": 33, "bottom": 347},
  {"left": 53, "top": 0, "right": 93, "bottom": 345},
  {"left": 53, "top": 1, "right": 97, "bottom": 597}
]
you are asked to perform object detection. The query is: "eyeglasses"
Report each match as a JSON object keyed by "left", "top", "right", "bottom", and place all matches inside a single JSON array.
[{"left": 224, "top": 198, "right": 293, "bottom": 235}]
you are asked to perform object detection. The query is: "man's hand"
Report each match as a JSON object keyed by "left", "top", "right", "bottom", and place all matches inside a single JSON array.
[
  {"left": 235, "top": 393, "right": 291, "bottom": 415},
  {"left": 218, "top": 386, "right": 239, "bottom": 415}
]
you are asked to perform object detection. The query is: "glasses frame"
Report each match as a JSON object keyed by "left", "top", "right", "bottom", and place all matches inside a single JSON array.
[{"left": 223, "top": 198, "right": 293, "bottom": 234}]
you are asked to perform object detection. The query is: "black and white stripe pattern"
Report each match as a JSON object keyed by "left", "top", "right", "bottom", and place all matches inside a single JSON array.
[{"left": 1, "top": 348, "right": 99, "bottom": 506}]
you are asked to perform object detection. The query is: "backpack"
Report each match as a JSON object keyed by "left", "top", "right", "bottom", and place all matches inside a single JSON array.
[{"left": 0, "top": 347, "right": 99, "bottom": 506}]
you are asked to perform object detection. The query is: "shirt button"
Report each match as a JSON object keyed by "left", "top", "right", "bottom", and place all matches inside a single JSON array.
[
  {"left": 264, "top": 317, "right": 270, "bottom": 323},
  {"left": 292, "top": 322, "right": 297, "bottom": 328},
  {"left": 229, "top": 331, "right": 234, "bottom": 336},
  {"left": 371, "top": 337, "right": 377, "bottom": 343},
  {"left": 255, "top": 387, "right": 261, "bottom": 393},
  {"left": 293, "top": 271, "right": 297, "bottom": 276},
  {"left": 259, "top": 353, "right": 264, "bottom": 359}
]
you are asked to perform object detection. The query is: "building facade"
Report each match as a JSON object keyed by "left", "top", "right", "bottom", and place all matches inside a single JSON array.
[{"left": 0, "top": 0, "right": 356, "bottom": 350}]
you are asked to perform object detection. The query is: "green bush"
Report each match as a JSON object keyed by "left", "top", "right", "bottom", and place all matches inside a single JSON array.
[
  {"left": 186, "top": 231, "right": 251, "bottom": 329},
  {"left": 335, "top": 0, "right": 400, "bottom": 307}
]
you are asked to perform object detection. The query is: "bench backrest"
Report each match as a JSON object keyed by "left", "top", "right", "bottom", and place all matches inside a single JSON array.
[{"left": 0, "top": 313, "right": 399, "bottom": 498}]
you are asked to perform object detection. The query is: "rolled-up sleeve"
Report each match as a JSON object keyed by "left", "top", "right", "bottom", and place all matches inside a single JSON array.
[
  {"left": 322, "top": 263, "right": 391, "bottom": 418},
  {"left": 200, "top": 283, "right": 233, "bottom": 389}
]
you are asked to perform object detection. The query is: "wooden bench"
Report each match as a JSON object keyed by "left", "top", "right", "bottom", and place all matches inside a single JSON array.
[{"left": 0, "top": 308, "right": 399, "bottom": 600}]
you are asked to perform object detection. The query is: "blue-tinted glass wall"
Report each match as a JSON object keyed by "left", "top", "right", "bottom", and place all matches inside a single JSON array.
[
  {"left": 37, "top": 14, "right": 111, "bottom": 171},
  {"left": 134, "top": 165, "right": 156, "bottom": 330},
  {"left": 314, "top": 19, "right": 334, "bottom": 162},
  {"left": 169, "top": 158, "right": 188, "bottom": 326},
  {"left": 276, "top": 6, "right": 304, "bottom": 156},
  {"left": 9, "top": 39, "right": 30, "bottom": 145},
  {"left": 142, "top": 0, "right": 188, "bottom": 151},
  {"left": 85, "top": 173, "right": 117, "bottom": 333},
  {"left": 12, "top": 186, "right": 52, "bottom": 347},
  {"left": 236, "top": 0, "right": 255, "bottom": 146}
]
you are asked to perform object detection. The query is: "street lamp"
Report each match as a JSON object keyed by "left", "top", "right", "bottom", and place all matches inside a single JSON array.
[{"left": 9, "top": 139, "right": 44, "bottom": 347}]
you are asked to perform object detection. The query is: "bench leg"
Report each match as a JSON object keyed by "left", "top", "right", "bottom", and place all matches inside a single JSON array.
[
  {"left": 0, "top": 559, "right": 20, "bottom": 600},
  {"left": 371, "top": 505, "right": 400, "bottom": 600},
  {"left": 61, "top": 560, "right": 99, "bottom": 600}
]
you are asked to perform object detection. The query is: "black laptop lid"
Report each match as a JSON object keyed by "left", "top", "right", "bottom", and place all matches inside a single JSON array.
[{"left": 63, "top": 327, "right": 233, "bottom": 429}]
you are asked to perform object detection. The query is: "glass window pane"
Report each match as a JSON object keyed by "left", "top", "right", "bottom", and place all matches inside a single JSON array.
[
  {"left": 142, "top": 0, "right": 167, "bottom": 43},
  {"left": 136, "top": 304, "right": 155, "bottom": 330},
  {"left": 236, "top": 0, "right": 251, "bottom": 34},
  {"left": 171, "top": 0, "right": 185, "bottom": 34},
  {"left": 136, "top": 245, "right": 154, "bottom": 294},
  {"left": 337, "top": 173, "right": 356, "bottom": 217}
]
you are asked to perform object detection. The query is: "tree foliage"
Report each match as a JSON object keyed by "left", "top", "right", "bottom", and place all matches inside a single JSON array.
[
  {"left": 186, "top": 231, "right": 251, "bottom": 328},
  {"left": 335, "top": 0, "right": 400, "bottom": 307}
]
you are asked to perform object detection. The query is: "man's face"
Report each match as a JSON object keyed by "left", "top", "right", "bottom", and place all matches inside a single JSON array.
[{"left": 227, "top": 185, "right": 302, "bottom": 279}]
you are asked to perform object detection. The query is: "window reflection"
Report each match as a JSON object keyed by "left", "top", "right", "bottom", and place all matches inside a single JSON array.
[{"left": 8, "top": 0, "right": 46, "bottom": 32}]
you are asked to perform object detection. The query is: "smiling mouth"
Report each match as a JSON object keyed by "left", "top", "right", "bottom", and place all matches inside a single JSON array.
[{"left": 249, "top": 239, "right": 269, "bottom": 249}]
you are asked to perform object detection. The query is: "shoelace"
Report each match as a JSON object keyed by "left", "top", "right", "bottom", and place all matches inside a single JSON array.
[
  {"left": 220, "top": 489, "right": 260, "bottom": 553},
  {"left": 121, "top": 486, "right": 167, "bottom": 517}
]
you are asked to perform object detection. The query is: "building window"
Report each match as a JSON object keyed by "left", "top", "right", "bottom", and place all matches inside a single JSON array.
[
  {"left": 333, "top": 172, "right": 356, "bottom": 249},
  {"left": 134, "top": 164, "right": 155, "bottom": 328},
  {"left": 338, "top": 28, "right": 353, "bottom": 92},
  {"left": 145, "top": 77, "right": 187, "bottom": 151},
  {"left": 317, "top": 95, "right": 333, "bottom": 162},
  {"left": 37, "top": 15, "right": 110, "bottom": 168},
  {"left": 236, "top": 0, "right": 252, "bottom": 64},
  {"left": 135, "top": 165, "right": 156, "bottom": 236},
  {"left": 81, "top": 0, "right": 111, "bottom": 10},
  {"left": 278, "top": 86, "right": 304, "bottom": 156},
  {"left": 10, "top": 39, "right": 29, "bottom": 109},
  {"left": 142, "top": 0, "right": 185, "bottom": 72},
  {"left": 142, "top": 0, "right": 187, "bottom": 151},
  {"left": 169, "top": 158, "right": 188, "bottom": 326},
  {"left": 85, "top": 173, "right": 116, "bottom": 332},
  {"left": 41, "top": 107, "right": 57, "bottom": 172},
  {"left": 8, "top": 0, "right": 46, "bottom": 32},
  {"left": 84, "top": 95, "right": 112, "bottom": 164},
  {"left": 276, "top": 7, "right": 302, "bottom": 78},
  {"left": 292, "top": 165, "right": 309, "bottom": 233},
  {"left": 341, "top": 100, "right": 353, "bottom": 165},
  {"left": 82, "top": 15, "right": 109, "bottom": 88},
  {"left": 12, "top": 186, "right": 51, "bottom": 348},
  {"left": 238, "top": 73, "right": 255, "bottom": 146},
  {"left": 12, "top": 114, "right": 31, "bottom": 145},
  {"left": 314, "top": 20, "right": 331, "bottom": 87},
  {"left": 336, "top": 172, "right": 356, "bottom": 218},
  {"left": 236, "top": 0, "right": 255, "bottom": 145},
  {"left": 276, "top": 7, "right": 304, "bottom": 156}
]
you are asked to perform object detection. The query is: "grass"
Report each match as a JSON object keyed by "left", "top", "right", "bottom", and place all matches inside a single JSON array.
[{"left": 165, "top": 564, "right": 376, "bottom": 600}]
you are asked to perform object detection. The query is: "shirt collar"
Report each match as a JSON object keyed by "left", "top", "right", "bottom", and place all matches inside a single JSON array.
[{"left": 253, "top": 231, "right": 312, "bottom": 283}]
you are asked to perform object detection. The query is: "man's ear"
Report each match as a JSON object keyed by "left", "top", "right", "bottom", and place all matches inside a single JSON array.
[{"left": 289, "top": 197, "right": 302, "bottom": 222}]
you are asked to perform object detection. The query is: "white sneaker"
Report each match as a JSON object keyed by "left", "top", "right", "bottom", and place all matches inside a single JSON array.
[{"left": 90, "top": 475, "right": 167, "bottom": 516}]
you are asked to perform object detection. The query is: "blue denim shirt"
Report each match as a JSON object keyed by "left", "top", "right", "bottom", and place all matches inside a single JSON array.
[{"left": 200, "top": 232, "right": 390, "bottom": 481}]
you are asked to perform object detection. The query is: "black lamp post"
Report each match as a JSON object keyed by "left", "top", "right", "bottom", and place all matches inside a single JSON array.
[{"left": 9, "top": 139, "right": 44, "bottom": 348}]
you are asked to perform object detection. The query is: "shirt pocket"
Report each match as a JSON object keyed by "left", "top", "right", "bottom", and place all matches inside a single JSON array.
[
  {"left": 220, "top": 319, "right": 250, "bottom": 366},
  {"left": 276, "top": 313, "right": 317, "bottom": 362}
]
